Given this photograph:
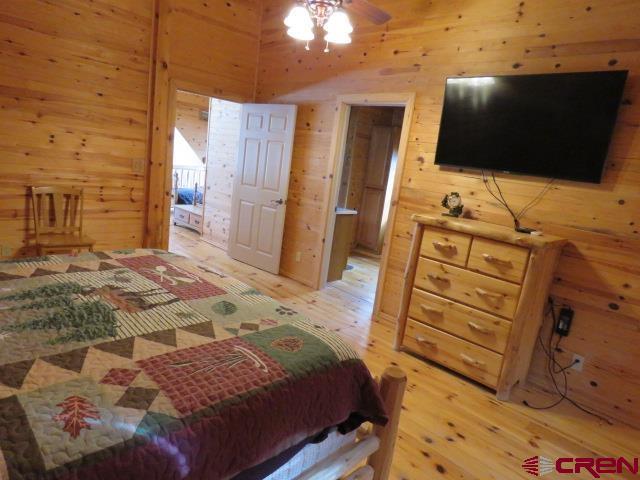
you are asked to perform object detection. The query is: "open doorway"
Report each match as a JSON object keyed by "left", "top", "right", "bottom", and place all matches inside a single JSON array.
[
  {"left": 165, "top": 90, "right": 298, "bottom": 275},
  {"left": 168, "top": 90, "right": 242, "bottom": 252},
  {"left": 319, "top": 93, "right": 415, "bottom": 313},
  {"left": 326, "top": 105, "right": 404, "bottom": 302}
]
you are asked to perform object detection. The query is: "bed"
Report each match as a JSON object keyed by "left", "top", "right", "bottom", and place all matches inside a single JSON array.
[
  {"left": 175, "top": 187, "right": 203, "bottom": 206},
  {"left": 173, "top": 167, "right": 205, "bottom": 234},
  {"left": 0, "top": 249, "right": 404, "bottom": 480},
  {"left": 173, "top": 167, "right": 205, "bottom": 207}
]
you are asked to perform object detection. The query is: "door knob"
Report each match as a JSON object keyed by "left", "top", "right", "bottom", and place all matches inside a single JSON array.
[{"left": 271, "top": 198, "right": 284, "bottom": 206}]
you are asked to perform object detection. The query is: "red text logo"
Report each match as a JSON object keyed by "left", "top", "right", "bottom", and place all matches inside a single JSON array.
[{"left": 522, "top": 456, "right": 639, "bottom": 478}]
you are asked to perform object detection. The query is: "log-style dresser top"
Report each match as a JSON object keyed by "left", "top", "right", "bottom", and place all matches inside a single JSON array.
[{"left": 411, "top": 214, "right": 567, "bottom": 250}]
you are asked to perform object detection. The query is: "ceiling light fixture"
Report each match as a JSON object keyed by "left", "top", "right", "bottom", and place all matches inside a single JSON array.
[{"left": 284, "top": 1, "right": 353, "bottom": 52}]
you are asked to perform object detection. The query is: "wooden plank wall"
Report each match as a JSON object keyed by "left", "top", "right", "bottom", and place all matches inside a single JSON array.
[
  {"left": 165, "top": 0, "right": 261, "bottom": 101},
  {"left": 174, "top": 91, "right": 209, "bottom": 165},
  {"left": 0, "top": 0, "right": 153, "bottom": 256},
  {"left": 202, "top": 99, "right": 242, "bottom": 250},
  {"left": 257, "top": 0, "right": 640, "bottom": 426},
  {"left": 0, "top": 0, "right": 261, "bottom": 256}
]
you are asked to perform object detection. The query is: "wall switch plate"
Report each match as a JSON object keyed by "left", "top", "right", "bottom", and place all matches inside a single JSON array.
[
  {"left": 131, "top": 158, "right": 145, "bottom": 174},
  {"left": 295, "top": 251, "right": 301, "bottom": 262},
  {"left": 571, "top": 354, "right": 585, "bottom": 372}
]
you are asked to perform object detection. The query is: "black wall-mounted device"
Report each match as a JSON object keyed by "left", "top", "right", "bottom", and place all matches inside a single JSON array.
[{"left": 555, "top": 306, "right": 574, "bottom": 337}]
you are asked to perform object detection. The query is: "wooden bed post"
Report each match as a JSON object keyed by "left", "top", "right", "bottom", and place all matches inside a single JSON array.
[
  {"left": 367, "top": 367, "right": 407, "bottom": 480},
  {"left": 292, "top": 366, "right": 406, "bottom": 480}
]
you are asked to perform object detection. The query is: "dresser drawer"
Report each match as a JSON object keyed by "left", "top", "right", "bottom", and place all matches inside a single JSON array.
[
  {"left": 420, "top": 227, "right": 472, "bottom": 267},
  {"left": 415, "top": 258, "right": 521, "bottom": 319},
  {"left": 404, "top": 320, "right": 502, "bottom": 388},
  {"left": 468, "top": 237, "right": 529, "bottom": 283},
  {"left": 174, "top": 208, "right": 189, "bottom": 223},
  {"left": 189, "top": 213, "right": 202, "bottom": 228},
  {"left": 408, "top": 289, "right": 512, "bottom": 353}
]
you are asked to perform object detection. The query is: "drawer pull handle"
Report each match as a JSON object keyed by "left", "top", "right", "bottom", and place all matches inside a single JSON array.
[
  {"left": 482, "top": 253, "right": 513, "bottom": 268},
  {"left": 416, "top": 336, "right": 437, "bottom": 347},
  {"left": 420, "top": 304, "right": 444, "bottom": 316},
  {"left": 467, "top": 321, "right": 492, "bottom": 334},
  {"left": 433, "top": 241, "right": 457, "bottom": 253},
  {"left": 427, "top": 273, "right": 450, "bottom": 283},
  {"left": 460, "top": 353, "right": 486, "bottom": 369},
  {"left": 475, "top": 287, "right": 504, "bottom": 300}
]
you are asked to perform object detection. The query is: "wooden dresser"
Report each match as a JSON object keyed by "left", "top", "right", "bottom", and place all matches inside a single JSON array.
[{"left": 395, "top": 214, "right": 566, "bottom": 399}]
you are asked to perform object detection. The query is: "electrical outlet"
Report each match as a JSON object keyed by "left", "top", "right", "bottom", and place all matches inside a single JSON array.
[
  {"left": 1, "top": 245, "right": 13, "bottom": 257},
  {"left": 571, "top": 354, "right": 585, "bottom": 372},
  {"left": 295, "top": 251, "right": 301, "bottom": 262}
]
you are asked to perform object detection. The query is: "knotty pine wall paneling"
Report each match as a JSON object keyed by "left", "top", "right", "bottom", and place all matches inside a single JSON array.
[
  {"left": 0, "top": 0, "right": 153, "bottom": 256},
  {"left": 0, "top": 0, "right": 262, "bottom": 256},
  {"left": 257, "top": 0, "right": 640, "bottom": 426},
  {"left": 146, "top": 0, "right": 262, "bottom": 249},
  {"left": 202, "top": 99, "right": 242, "bottom": 250}
]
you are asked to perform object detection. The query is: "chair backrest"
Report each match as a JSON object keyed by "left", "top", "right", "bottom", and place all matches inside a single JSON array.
[{"left": 30, "top": 186, "right": 84, "bottom": 239}]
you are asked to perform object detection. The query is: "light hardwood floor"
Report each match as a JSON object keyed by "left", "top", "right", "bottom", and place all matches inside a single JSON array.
[
  {"left": 169, "top": 227, "right": 640, "bottom": 480},
  {"left": 329, "top": 255, "right": 380, "bottom": 304}
]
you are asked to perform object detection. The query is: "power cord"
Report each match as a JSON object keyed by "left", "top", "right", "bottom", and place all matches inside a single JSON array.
[
  {"left": 481, "top": 170, "right": 521, "bottom": 229},
  {"left": 522, "top": 298, "right": 613, "bottom": 425},
  {"left": 481, "top": 170, "right": 554, "bottom": 231}
]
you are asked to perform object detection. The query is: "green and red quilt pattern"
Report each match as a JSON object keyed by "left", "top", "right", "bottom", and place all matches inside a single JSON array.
[{"left": 0, "top": 249, "right": 386, "bottom": 480}]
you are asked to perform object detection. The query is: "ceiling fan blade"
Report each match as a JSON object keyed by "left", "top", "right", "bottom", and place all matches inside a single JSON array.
[{"left": 343, "top": 0, "right": 392, "bottom": 25}]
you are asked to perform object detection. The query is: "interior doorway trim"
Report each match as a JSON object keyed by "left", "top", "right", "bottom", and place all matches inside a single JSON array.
[
  {"left": 145, "top": 74, "right": 246, "bottom": 251},
  {"left": 317, "top": 92, "right": 416, "bottom": 321}
]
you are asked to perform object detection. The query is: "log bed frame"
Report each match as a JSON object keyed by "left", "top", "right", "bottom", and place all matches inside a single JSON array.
[{"left": 291, "top": 366, "right": 407, "bottom": 480}]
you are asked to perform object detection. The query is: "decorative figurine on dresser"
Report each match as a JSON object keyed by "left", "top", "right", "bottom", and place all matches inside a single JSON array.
[
  {"left": 394, "top": 214, "right": 567, "bottom": 400},
  {"left": 441, "top": 192, "right": 464, "bottom": 217}
]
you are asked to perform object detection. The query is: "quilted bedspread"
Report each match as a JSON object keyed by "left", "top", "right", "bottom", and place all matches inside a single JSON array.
[{"left": 0, "top": 249, "right": 386, "bottom": 480}]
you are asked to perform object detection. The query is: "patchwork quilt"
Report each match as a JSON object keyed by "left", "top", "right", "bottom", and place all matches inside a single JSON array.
[{"left": 0, "top": 249, "right": 386, "bottom": 480}]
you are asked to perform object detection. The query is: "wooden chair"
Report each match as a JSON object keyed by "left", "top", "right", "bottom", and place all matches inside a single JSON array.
[{"left": 30, "top": 186, "right": 95, "bottom": 256}]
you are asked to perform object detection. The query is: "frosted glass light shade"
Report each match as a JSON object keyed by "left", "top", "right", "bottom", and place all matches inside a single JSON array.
[
  {"left": 284, "top": 6, "right": 313, "bottom": 29},
  {"left": 323, "top": 10, "right": 353, "bottom": 34},
  {"left": 324, "top": 31, "right": 352, "bottom": 44},
  {"left": 288, "top": 27, "right": 315, "bottom": 41}
]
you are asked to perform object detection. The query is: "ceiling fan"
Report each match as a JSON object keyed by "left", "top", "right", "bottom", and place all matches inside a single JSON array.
[
  {"left": 342, "top": 0, "right": 392, "bottom": 25},
  {"left": 284, "top": 0, "right": 392, "bottom": 52}
]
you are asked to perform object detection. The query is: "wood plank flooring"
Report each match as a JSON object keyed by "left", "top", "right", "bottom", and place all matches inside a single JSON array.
[
  {"left": 329, "top": 255, "right": 380, "bottom": 304},
  {"left": 169, "top": 227, "right": 640, "bottom": 480}
]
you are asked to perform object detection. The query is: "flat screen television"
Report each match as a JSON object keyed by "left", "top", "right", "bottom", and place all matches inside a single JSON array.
[{"left": 434, "top": 70, "right": 628, "bottom": 183}]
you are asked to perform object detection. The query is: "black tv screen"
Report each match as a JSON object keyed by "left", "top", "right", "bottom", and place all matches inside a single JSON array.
[{"left": 434, "top": 70, "right": 628, "bottom": 183}]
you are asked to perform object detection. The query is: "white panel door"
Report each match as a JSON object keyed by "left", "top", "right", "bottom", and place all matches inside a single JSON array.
[{"left": 228, "top": 104, "right": 297, "bottom": 274}]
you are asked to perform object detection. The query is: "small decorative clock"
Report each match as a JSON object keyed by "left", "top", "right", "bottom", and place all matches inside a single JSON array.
[{"left": 441, "top": 192, "right": 463, "bottom": 217}]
